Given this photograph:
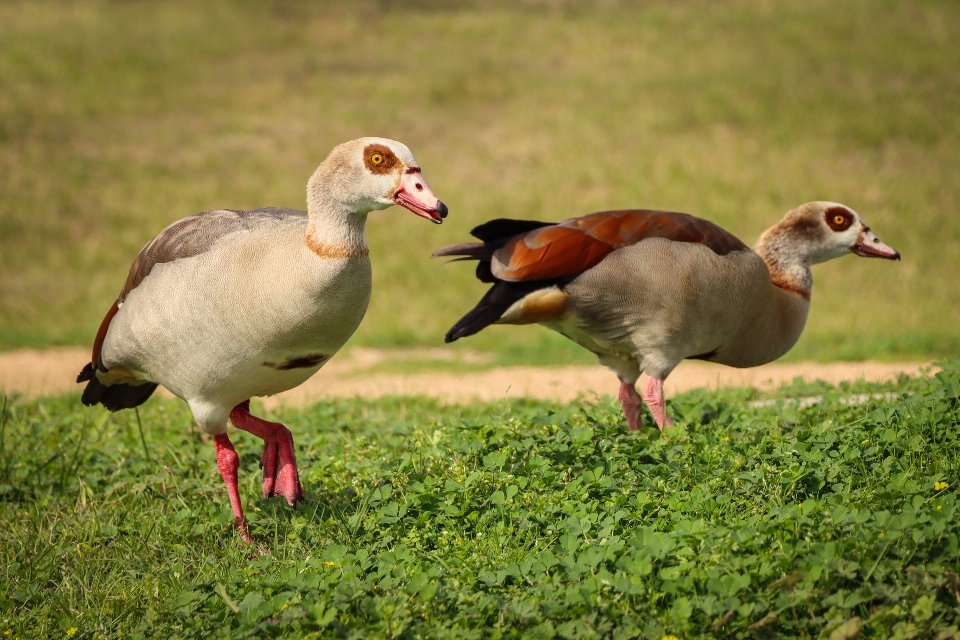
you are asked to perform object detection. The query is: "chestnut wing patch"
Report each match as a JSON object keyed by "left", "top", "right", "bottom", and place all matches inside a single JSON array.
[
  {"left": 86, "top": 300, "right": 120, "bottom": 372},
  {"left": 491, "top": 209, "right": 748, "bottom": 282}
]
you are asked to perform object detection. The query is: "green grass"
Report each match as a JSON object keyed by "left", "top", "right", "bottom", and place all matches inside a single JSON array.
[
  {"left": 2, "top": 364, "right": 959, "bottom": 637},
  {"left": 1, "top": 0, "right": 959, "bottom": 361}
]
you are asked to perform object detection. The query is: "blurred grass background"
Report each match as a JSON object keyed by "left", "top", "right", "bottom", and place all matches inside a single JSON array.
[{"left": 0, "top": 0, "right": 957, "bottom": 363}]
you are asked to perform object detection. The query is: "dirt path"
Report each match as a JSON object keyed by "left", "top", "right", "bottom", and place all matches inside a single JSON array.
[{"left": 0, "top": 347, "right": 935, "bottom": 406}]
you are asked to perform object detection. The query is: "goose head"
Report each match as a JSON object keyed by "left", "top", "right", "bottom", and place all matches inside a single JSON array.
[
  {"left": 762, "top": 201, "right": 900, "bottom": 266},
  {"left": 309, "top": 137, "right": 448, "bottom": 223}
]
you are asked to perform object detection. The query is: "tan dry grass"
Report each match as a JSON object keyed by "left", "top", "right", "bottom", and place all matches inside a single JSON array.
[{"left": 0, "top": 346, "right": 933, "bottom": 406}]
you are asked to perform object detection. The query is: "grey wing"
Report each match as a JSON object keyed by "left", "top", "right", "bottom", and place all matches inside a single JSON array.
[{"left": 118, "top": 207, "right": 308, "bottom": 302}]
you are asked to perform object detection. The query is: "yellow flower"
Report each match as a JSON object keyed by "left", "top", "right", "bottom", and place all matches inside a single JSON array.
[
  {"left": 66, "top": 630, "right": 78, "bottom": 637},
  {"left": 721, "top": 437, "right": 730, "bottom": 442},
  {"left": 281, "top": 603, "right": 289, "bottom": 610},
  {"left": 935, "top": 481, "right": 950, "bottom": 491},
  {"left": 324, "top": 561, "right": 336, "bottom": 567},
  {"left": 661, "top": 636, "right": 681, "bottom": 640},
  {"left": 937, "top": 505, "right": 943, "bottom": 511},
  {"left": 879, "top": 532, "right": 885, "bottom": 538}
]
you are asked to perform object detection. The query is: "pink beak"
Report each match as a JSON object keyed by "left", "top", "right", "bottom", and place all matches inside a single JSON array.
[
  {"left": 394, "top": 168, "right": 448, "bottom": 224},
  {"left": 852, "top": 227, "right": 900, "bottom": 260}
]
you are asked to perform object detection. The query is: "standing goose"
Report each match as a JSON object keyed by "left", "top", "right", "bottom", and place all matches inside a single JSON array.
[
  {"left": 434, "top": 202, "right": 898, "bottom": 430},
  {"left": 78, "top": 137, "right": 447, "bottom": 541}
]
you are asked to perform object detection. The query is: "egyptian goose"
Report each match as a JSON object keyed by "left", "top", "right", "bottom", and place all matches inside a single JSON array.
[
  {"left": 77, "top": 137, "right": 447, "bottom": 541},
  {"left": 434, "top": 202, "right": 899, "bottom": 431}
]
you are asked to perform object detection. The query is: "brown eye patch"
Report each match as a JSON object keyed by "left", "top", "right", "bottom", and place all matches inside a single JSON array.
[
  {"left": 363, "top": 143, "right": 400, "bottom": 175},
  {"left": 824, "top": 206, "right": 854, "bottom": 232}
]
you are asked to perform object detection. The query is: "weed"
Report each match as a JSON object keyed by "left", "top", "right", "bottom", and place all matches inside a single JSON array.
[{"left": 1, "top": 364, "right": 959, "bottom": 636}]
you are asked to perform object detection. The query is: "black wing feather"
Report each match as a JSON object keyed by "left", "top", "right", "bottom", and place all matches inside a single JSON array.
[
  {"left": 469, "top": 218, "right": 552, "bottom": 245},
  {"left": 79, "top": 369, "right": 158, "bottom": 411},
  {"left": 445, "top": 281, "right": 547, "bottom": 342},
  {"left": 436, "top": 217, "right": 564, "bottom": 341}
]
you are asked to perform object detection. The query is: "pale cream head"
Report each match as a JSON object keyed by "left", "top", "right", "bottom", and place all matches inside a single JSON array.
[
  {"left": 307, "top": 137, "right": 447, "bottom": 223},
  {"left": 757, "top": 201, "right": 900, "bottom": 299}
]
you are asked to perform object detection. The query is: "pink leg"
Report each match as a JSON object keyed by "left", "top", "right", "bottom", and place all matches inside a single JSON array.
[
  {"left": 229, "top": 400, "right": 304, "bottom": 505},
  {"left": 618, "top": 381, "right": 645, "bottom": 430},
  {"left": 642, "top": 376, "right": 674, "bottom": 431},
  {"left": 214, "top": 433, "right": 251, "bottom": 543}
]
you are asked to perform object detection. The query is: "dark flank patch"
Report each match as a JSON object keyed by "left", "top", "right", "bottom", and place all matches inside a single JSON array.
[
  {"left": 688, "top": 348, "right": 719, "bottom": 361},
  {"left": 363, "top": 143, "right": 400, "bottom": 175},
  {"left": 825, "top": 206, "right": 855, "bottom": 232},
  {"left": 265, "top": 354, "right": 328, "bottom": 370}
]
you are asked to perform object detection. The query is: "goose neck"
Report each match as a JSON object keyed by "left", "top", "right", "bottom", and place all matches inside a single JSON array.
[
  {"left": 756, "top": 224, "right": 813, "bottom": 300},
  {"left": 305, "top": 179, "right": 370, "bottom": 259}
]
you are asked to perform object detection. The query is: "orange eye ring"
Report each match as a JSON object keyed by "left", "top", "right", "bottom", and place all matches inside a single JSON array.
[
  {"left": 370, "top": 153, "right": 384, "bottom": 165},
  {"left": 834, "top": 215, "right": 845, "bottom": 225}
]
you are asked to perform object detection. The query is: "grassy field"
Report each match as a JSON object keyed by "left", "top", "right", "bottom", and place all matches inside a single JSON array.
[
  {"left": 0, "top": 0, "right": 958, "bottom": 362},
  {"left": 1, "top": 363, "right": 958, "bottom": 637}
]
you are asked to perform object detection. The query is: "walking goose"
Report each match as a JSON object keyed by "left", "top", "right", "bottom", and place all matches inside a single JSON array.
[
  {"left": 434, "top": 202, "right": 898, "bottom": 431},
  {"left": 78, "top": 137, "right": 448, "bottom": 541}
]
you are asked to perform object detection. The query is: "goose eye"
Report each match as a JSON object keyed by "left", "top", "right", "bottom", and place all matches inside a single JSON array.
[
  {"left": 824, "top": 206, "right": 854, "bottom": 231},
  {"left": 370, "top": 153, "right": 384, "bottom": 166}
]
